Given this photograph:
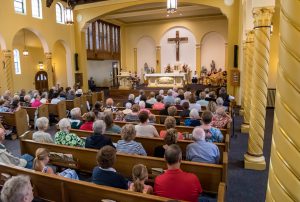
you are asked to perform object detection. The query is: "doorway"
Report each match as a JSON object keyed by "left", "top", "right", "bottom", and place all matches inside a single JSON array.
[{"left": 35, "top": 71, "right": 49, "bottom": 91}]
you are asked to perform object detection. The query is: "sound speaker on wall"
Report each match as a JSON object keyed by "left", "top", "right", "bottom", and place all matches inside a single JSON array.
[
  {"left": 234, "top": 45, "right": 238, "bottom": 68},
  {"left": 75, "top": 53, "right": 79, "bottom": 71}
]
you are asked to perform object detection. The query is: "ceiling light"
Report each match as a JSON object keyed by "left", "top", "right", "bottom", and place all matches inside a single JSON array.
[
  {"left": 224, "top": 0, "right": 234, "bottom": 6},
  {"left": 65, "top": 0, "right": 74, "bottom": 25},
  {"left": 23, "top": 30, "right": 29, "bottom": 56},
  {"left": 167, "top": 0, "right": 177, "bottom": 14}
]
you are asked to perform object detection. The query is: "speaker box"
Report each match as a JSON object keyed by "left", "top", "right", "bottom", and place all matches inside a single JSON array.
[
  {"left": 75, "top": 53, "right": 79, "bottom": 71},
  {"left": 234, "top": 45, "right": 238, "bottom": 68}
]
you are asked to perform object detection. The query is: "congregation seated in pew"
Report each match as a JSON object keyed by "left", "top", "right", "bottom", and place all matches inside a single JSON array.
[
  {"left": 55, "top": 118, "right": 85, "bottom": 147},
  {"left": 129, "top": 164, "right": 153, "bottom": 194},
  {"left": 154, "top": 128, "right": 178, "bottom": 158},
  {"left": 179, "top": 102, "right": 190, "bottom": 117},
  {"left": 186, "top": 127, "right": 220, "bottom": 164},
  {"left": 69, "top": 107, "right": 83, "bottom": 129},
  {"left": 154, "top": 144, "right": 202, "bottom": 202},
  {"left": 135, "top": 111, "right": 159, "bottom": 138},
  {"left": 32, "top": 117, "right": 53, "bottom": 143},
  {"left": 104, "top": 98, "right": 117, "bottom": 112},
  {"left": 184, "top": 108, "right": 201, "bottom": 127},
  {"left": 201, "top": 111, "right": 223, "bottom": 143},
  {"left": 124, "top": 104, "right": 140, "bottom": 122},
  {"left": 92, "top": 145, "right": 128, "bottom": 189},
  {"left": 79, "top": 111, "right": 95, "bottom": 131},
  {"left": 212, "top": 107, "right": 232, "bottom": 129},
  {"left": 85, "top": 120, "right": 115, "bottom": 150},
  {"left": 116, "top": 124, "right": 147, "bottom": 156},
  {"left": 104, "top": 111, "right": 122, "bottom": 133},
  {"left": 152, "top": 95, "right": 165, "bottom": 110},
  {"left": 159, "top": 116, "right": 183, "bottom": 140}
]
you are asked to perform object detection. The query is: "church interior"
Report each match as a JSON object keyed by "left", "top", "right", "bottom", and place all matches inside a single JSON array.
[{"left": 0, "top": 0, "right": 299, "bottom": 201}]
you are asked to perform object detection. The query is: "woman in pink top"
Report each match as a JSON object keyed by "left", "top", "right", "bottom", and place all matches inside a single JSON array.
[
  {"left": 80, "top": 112, "right": 95, "bottom": 131},
  {"left": 129, "top": 164, "right": 153, "bottom": 194},
  {"left": 159, "top": 116, "right": 183, "bottom": 140},
  {"left": 152, "top": 95, "right": 165, "bottom": 110},
  {"left": 31, "top": 94, "right": 42, "bottom": 108}
]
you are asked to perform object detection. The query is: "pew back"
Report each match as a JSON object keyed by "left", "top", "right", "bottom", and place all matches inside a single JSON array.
[
  {"left": 22, "top": 104, "right": 49, "bottom": 121},
  {"left": 0, "top": 163, "right": 170, "bottom": 202},
  {"left": 66, "top": 97, "right": 81, "bottom": 111},
  {"left": 20, "top": 131, "right": 227, "bottom": 193},
  {"left": 46, "top": 101, "right": 66, "bottom": 120},
  {"left": 0, "top": 109, "right": 28, "bottom": 137}
]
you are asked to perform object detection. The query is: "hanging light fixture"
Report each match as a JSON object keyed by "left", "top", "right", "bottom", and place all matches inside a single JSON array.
[
  {"left": 167, "top": 0, "right": 177, "bottom": 14},
  {"left": 23, "top": 30, "right": 29, "bottom": 56},
  {"left": 224, "top": 0, "right": 234, "bottom": 6},
  {"left": 65, "top": 0, "right": 74, "bottom": 25}
]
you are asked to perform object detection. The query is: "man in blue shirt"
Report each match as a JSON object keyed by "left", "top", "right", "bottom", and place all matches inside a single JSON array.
[
  {"left": 186, "top": 127, "right": 220, "bottom": 164},
  {"left": 164, "top": 89, "right": 175, "bottom": 104}
]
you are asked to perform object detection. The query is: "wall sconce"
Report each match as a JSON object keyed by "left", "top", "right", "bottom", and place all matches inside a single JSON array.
[{"left": 38, "top": 61, "right": 44, "bottom": 70}]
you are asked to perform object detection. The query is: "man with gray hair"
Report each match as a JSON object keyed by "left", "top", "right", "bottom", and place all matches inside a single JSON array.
[
  {"left": 1, "top": 175, "right": 34, "bottom": 202},
  {"left": 85, "top": 120, "right": 114, "bottom": 149},
  {"left": 186, "top": 127, "right": 220, "bottom": 164},
  {"left": 164, "top": 89, "right": 175, "bottom": 104}
]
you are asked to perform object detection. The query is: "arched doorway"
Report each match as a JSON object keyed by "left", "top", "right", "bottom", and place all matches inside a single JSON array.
[{"left": 35, "top": 71, "right": 48, "bottom": 91}]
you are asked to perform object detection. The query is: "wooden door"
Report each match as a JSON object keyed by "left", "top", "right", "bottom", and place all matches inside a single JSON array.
[{"left": 35, "top": 71, "right": 49, "bottom": 91}]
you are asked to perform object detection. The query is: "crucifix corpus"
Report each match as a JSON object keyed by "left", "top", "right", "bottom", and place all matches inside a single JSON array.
[{"left": 168, "top": 31, "right": 188, "bottom": 61}]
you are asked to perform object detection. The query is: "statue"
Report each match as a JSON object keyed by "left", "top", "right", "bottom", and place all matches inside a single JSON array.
[
  {"left": 210, "top": 60, "right": 216, "bottom": 73},
  {"left": 165, "top": 64, "right": 172, "bottom": 73},
  {"left": 144, "top": 63, "right": 151, "bottom": 74}
]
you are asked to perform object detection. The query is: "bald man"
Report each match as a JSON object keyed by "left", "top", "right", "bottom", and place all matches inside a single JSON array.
[
  {"left": 186, "top": 127, "right": 220, "bottom": 164},
  {"left": 0, "top": 128, "right": 27, "bottom": 167}
]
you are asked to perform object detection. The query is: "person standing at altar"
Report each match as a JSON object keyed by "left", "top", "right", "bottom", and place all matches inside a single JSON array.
[
  {"left": 192, "top": 71, "right": 198, "bottom": 84},
  {"left": 88, "top": 77, "right": 96, "bottom": 91}
]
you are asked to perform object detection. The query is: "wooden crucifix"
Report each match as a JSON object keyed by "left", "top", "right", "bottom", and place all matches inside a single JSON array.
[{"left": 168, "top": 31, "right": 188, "bottom": 61}]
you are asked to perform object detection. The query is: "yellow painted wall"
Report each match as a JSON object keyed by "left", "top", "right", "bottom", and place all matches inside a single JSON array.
[
  {"left": 0, "top": 0, "right": 75, "bottom": 92},
  {"left": 122, "top": 17, "right": 228, "bottom": 72},
  {"left": 0, "top": 51, "right": 5, "bottom": 95},
  {"left": 53, "top": 42, "right": 68, "bottom": 88},
  {"left": 12, "top": 46, "right": 45, "bottom": 92}
]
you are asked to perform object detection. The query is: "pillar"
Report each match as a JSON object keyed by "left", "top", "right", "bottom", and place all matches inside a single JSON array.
[
  {"left": 266, "top": 0, "right": 300, "bottom": 200},
  {"left": 241, "top": 30, "right": 255, "bottom": 133},
  {"left": 3, "top": 50, "right": 14, "bottom": 92},
  {"left": 239, "top": 42, "right": 247, "bottom": 116},
  {"left": 196, "top": 44, "right": 201, "bottom": 74},
  {"left": 45, "top": 52, "right": 54, "bottom": 88},
  {"left": 244, "top": 7, "right": 274, "bottom": 170},
  {"left": 133, "top": 48, "right": 137, "bottom": 73},
  {"left": 156, "top": 46, "right": 161, "bottom": 73}
]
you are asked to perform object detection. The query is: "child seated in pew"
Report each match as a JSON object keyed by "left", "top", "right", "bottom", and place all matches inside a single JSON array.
[
  {"left": 129, "top": 164, "right": 153, "bottom": 194},
  {"left": 154, "top": 128, "right": 178, "bottom": 158},
  {"left": 33, "top": 148, "right": 79, "bottom": 180},
  {"left": 92, "top": 145, "right": 128, "bottom": 189}
]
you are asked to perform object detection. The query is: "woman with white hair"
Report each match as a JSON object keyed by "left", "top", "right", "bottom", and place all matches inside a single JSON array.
[
  {"left": 33, "top": 117, "right": 53, "bottom": 143},
  {"left": 184, "top": 109, "right": 201, "bottom": 127},
  {"left": 1, "top": 175, "right": 34, "bottom": 202},
  {"left": 123, "top": 102, "right": 132, "bottom": 115},
  {"left": 186, "top": 127, "right": 220, "bottom": 164},
  {"left": 211, "top": 107, "right": 232, "bottom": 129},
  {"left": 69, "top": 107, "right": 83, "bottom": 129},
  {"left": 139, "top": 101, "right": 151, "bottom": 115},
  {"left": 125, "top": 94, "right": 135, "bottom": 106},
  {"left": 85, "top": 120, "right": 114, "bottom": 149},
  {"left": 54, "top": 118, "right": 85, "bottom": 147}
]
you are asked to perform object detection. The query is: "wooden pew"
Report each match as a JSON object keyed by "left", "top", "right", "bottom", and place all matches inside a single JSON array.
[
  {"left": 46, "top": 101, "right": 66, "bottom": 121},
  {"left": 20, "top": 131, "right": 228, "bottom": 194},
  {"left": 70, "top": 129, "right": 226, "bottom": 161},
  {"left": 85, "top": 93, "right": 98, "bottom": 106},
  {"left": 0, "top": 163, "right": 171, "bottom": 202},
  {"left": 0, "top": 109, "right": 28, "bottom": 137},
  {"left": 79, "top": 95, "right": 88, "bottom": 114},
  {"left": 96, "top": 91, "right": 105, "bottom": 103},
  {"left": 22, "top": 104, "right": 49, "bottom": 122},
  {"left": 65, "top": 97, "right": 81, "bottom": 111},
  {"left": 113, "top": 121, "right": 229, "bottom": 151}
]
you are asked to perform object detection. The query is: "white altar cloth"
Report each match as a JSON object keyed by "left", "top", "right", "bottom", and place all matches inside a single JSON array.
[{"left": 144, "top": 73, "right": 186, "bottom": 88}]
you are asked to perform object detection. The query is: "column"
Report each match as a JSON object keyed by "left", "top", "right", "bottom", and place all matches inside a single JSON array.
[
  {"left": 241, "top": 30, "right": 255, "bottom": 133},
  {"left": 156, "top": 46, "right": 161, "bottom": 73},
  {"left": 45, "top": 52, "right": 54, "bottom": 88},
  {"left": 133, "top": 48, "right": 137, "bottom": 73},
  {"left": 3, "top": 50, "right": 14, "bottom": 92},
  {"left": 244, "top": 7, "right": 274, "bottom": 170},
  {"left": 266, "top": 0, "right": 300, "bottom": 201},
  {"left": 196, "top": 44, "right": 201, "bottom": 74},
  {"left": 239, "top": 42, "right": 247, "bottom": 116}
]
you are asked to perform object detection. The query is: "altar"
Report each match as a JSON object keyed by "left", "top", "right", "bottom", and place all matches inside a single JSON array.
[{"left": 144, "top": 73, "right": 186, "bottom": 88}]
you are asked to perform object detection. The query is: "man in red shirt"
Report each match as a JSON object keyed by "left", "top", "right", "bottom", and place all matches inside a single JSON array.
[{"left": 154, "top": 144, "right": 202, "bottom": 202}]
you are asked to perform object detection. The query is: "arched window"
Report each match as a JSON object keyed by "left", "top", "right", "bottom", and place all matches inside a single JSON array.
[
  {"left": 14, "top": 0, "right": 26, "bottom": 14},
  {"left": 31, "top": 0, "right": 42, "bottom": 18},
  {"left": 56, "top": 3, "right": 64, "bottom": 24},
  {"left": 13, "top": 49, "right": 21, "bottom": 75}
]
